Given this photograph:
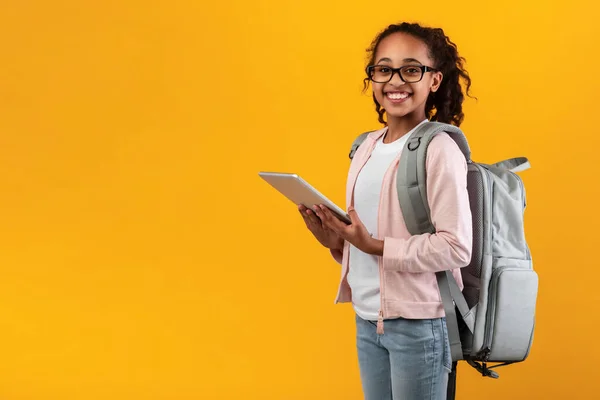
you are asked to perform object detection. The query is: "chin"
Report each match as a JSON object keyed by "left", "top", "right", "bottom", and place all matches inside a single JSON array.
[
  {"left": 385, "top": 108, "right": 412, "bottom": 119},
  {"left": 382, "top": 99, "right": 427, "bottom": 119}
]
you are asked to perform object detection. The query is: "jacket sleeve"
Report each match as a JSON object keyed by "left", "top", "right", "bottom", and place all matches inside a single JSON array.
[{"left": 382, "top": 133, "right": 473, "bottom": 273}]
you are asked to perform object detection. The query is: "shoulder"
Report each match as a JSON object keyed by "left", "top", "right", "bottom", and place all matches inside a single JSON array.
[
  {"left": 426, "top": 131, "right": 468, "bottom": 173},
  {"left": 367, "top": 127, "right": 388, "bottom": 141},
  {"left": 429, "top": 131, "right": 460, "bottom": 152}
]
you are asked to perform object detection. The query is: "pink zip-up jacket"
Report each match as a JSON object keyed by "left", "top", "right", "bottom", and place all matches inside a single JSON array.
[{"left": 330, "top": 126, "right": 473, "bottom": 332}]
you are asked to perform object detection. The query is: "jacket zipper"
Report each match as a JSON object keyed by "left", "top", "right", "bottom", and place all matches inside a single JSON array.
[
  {"left": 349, "top": 128, "right": 399, "bottom": 335},
  {"left": 376, "top": 143, "right": 402, "bottom": 335},
  {"left": 377, "top": 183, "right": 385, "bottom": 336},
  {"left": 377, "top": 310, "right": 384, "bottom": 334}
]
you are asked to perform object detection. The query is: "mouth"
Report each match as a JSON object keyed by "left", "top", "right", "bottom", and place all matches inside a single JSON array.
[{"left": 385, "top": 91, "right": 412, "bottom": 104}]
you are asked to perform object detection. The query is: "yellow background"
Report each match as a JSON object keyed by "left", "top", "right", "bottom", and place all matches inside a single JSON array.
[{"left": 0, "top": 0, "right": 598, "bottom": 399}]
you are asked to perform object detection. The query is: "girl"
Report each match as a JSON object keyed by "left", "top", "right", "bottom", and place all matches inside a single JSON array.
[{"left": 299, "top": 22, "right": 473, "bottom": 399}]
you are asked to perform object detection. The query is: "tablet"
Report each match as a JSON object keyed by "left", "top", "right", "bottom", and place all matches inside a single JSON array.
[{"left": 258, "top": 172, "right": 351, "bottom": 225}]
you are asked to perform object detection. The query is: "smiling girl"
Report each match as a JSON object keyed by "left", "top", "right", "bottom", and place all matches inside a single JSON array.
[{"left": 299, "top": 22, "right": 474, "bottom": 399}]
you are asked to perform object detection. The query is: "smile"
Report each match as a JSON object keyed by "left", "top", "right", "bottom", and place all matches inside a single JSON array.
[{"left": 385, "top": 91, "right": 411, "bottom": 103}]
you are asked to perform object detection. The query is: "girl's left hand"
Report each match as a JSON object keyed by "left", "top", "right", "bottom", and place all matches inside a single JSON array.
[{"left": 312, "top": 204, "right": 384, "bottom": 256}]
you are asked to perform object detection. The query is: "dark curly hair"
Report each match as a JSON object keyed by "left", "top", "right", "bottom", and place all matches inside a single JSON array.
[{"left": 362, "top": 22, "right": 474, "bottom": 127}]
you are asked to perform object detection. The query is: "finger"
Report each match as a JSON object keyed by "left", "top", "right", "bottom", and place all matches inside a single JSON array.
[
  {"left": 314, "top": 204, "right": 329, "bottom": 221},
  {"left": 300, "top": 211, "right": 320, "bottom": 233},
  {"left": 312, "top": 205, "right": 325, "bottom": 223},
  {"left": 298, "top": 205, "right": 310, "bottom": 222},
  {"left": 318, "top": 205, "right": 346, "bottom": 234},
  {"left": 299, "top": 206, "right": 321, "bottom": 231},
  {"left": 305, "top": 208, "right": 323, "bottom": 226},
  {"left": 299, "top": 204, "right": 312, "bottom": 218},
  {"left": 347, "top": 206, "right": 360, "bottom": 225},
  {"left": 311, "top": 206, "right": 331, "bottom": 230}
]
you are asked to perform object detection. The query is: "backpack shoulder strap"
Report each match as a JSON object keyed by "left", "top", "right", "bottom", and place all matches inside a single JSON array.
[
  {"left": 396, "top": 121, "right": 470, "bottom": 235},
  {"left": 395, "top": 121, "right": 474, "bottom": 365},
  {"left": 349, "top": 131, "right": 372, "bottom": 160}
]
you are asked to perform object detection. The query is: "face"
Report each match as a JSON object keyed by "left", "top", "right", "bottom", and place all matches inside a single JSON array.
[{"left": 370, "top": 32, "right": 443, "bottom": 121}]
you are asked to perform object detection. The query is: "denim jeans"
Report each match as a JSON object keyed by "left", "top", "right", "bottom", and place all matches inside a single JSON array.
[{"left": 355, "top": 314, "right": 452, "bottom": 400}]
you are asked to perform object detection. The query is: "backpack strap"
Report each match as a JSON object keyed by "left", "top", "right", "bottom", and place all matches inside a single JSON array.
[
  {"left": 348, "top": 131, "right": 372, "bottom": 160},
  {"left": 437, "top": 270, "right": 473, "bottom": 362},
  {"left": 396, "top": 121, "right": 474, "bottom": 363},
  {"left": 396, "top": 121, "right": 470, "bottom": 235}
]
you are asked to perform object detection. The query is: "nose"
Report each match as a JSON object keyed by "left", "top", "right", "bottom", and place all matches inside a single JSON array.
[{"left": 389, "top": 70, "right": 406, "bottom": 86}]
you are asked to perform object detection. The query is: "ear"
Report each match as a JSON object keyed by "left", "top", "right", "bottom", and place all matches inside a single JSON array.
[{"left": 430, "top": 71, "right": 443, "bottom": 93}]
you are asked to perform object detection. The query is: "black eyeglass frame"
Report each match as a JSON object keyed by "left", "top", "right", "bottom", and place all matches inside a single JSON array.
[{"left": 365, "top": 65, "right": 438, "bottom": 83}]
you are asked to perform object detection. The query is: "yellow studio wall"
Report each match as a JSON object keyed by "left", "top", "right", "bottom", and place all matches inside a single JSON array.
[{"left": 0, "top": 0, "right": 597, "bottom": 399}]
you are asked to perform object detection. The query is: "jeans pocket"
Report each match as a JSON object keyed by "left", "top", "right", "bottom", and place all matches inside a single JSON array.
[{"left": 441, "top": 318, "right": 452, "bottom": 372}]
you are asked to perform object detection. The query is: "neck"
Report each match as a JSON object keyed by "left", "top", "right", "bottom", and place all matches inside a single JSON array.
[{"left": 383, "top": 112, "right": 427, "bottom": 143}]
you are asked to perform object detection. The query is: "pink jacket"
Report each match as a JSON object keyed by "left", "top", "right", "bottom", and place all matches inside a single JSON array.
[{"left": 330, "top": 127, "right": 473, "bottom": 332}]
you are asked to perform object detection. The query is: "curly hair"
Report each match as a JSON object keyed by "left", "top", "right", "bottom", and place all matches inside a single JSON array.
[{"left": 362, "top": 22, "right": 474, "bottom": 127}]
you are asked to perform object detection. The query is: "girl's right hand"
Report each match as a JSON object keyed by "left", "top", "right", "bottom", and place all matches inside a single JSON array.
[{"left": 298, "top": 204, "right": 344, "bottom": 251}]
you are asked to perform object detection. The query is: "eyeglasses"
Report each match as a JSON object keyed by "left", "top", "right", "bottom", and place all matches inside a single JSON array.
[{"left": 366, "top": 65, "right": 438, "bottom": 83}]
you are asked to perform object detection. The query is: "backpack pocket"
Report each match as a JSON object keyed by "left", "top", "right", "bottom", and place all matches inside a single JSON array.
[{"left": 482, "top": 258, "right": 538, "bottom": 362}]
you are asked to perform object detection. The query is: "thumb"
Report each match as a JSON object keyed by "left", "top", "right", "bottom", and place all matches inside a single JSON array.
[{"left": 348, "top": 206, "right": 360, "bottom": 224}]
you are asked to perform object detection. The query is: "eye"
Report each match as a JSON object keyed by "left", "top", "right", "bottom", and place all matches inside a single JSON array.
[
  {"left": 376, "top": 66, "right": 392, "bottom": 73},
  {"left": 403, "top": 67, "right": 421, "bottom": 75}
]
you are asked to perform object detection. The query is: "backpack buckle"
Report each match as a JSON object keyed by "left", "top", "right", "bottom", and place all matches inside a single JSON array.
[{"left": 408, "top": 137, "right": 421, "bottom": 151}]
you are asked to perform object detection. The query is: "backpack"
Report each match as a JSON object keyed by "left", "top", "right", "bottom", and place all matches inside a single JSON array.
[{"left": 348, "top": 121, "right": 538, "bottom": 379}]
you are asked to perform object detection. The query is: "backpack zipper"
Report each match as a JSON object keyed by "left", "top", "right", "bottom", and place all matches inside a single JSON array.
[
  {"left": 478, "top": 168, "right": 530, "bottom": 361},
  {"left": 479, "top": 266, "right": 508, "bottom": 360},
  {"left": 475, "top": 163, "right": 494, "bottom": 360}
]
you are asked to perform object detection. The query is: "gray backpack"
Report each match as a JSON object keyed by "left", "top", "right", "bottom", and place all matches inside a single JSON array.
[{"left": 349, "top": 121, "right": 538, "bottom": 379}]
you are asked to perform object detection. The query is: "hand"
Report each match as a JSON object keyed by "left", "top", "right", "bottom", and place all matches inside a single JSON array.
[
  {"left": 312, "top": 204, "right": 384, "bottom": 256},
  {"left": 298, "top": 204, "right": 344, "bottom": 251}
]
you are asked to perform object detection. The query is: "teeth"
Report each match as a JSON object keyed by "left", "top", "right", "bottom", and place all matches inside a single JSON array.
[{"left": 387, "top": 92, "right": 409, "bottom": 100}]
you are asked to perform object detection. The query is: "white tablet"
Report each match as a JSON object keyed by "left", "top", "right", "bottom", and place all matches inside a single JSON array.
[{"left": 258, "top": 172, "right": 351, "bottom": 225}]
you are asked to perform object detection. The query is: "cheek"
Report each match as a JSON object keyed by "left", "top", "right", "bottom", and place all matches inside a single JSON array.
[
  {"left": 413, "top": 83, "right": 433, "bottom": 100},
  {"left": 372, "top": 83, "right": 385, "bottom": 102}
]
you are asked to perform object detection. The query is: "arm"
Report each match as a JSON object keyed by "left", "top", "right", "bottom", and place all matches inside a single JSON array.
[
  {"left": 330, "top": 248, "right": 343, "bottom": 264},
  {"left": 381, "top": 133, "right": 473, "bottom": 273}
]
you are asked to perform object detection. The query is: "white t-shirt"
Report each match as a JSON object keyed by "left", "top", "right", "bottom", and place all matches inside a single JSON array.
[{"left": 347, "top": 120, "right": 427, "bottom": 320}]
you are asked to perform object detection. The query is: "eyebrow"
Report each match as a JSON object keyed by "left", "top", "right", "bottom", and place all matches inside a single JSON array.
[{"left": 376, "top": 57, "right": 424, "bottom": 65}]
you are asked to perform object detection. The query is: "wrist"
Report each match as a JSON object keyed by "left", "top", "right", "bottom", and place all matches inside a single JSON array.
[{"left": 367, "top": 238, "right": 384, "bottom": 256}]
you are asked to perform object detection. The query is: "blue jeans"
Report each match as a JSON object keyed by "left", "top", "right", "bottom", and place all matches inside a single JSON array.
[{"left": 355, "top": 314, "right": 452, "bottom": 400}]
